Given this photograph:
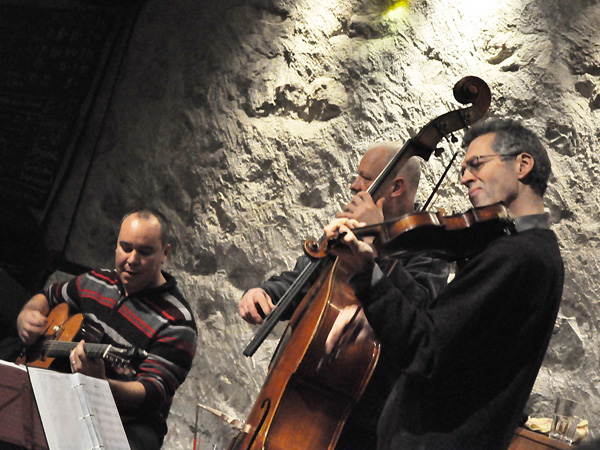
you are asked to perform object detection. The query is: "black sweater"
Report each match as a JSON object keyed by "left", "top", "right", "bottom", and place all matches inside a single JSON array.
[{"left": 357, "top": 226, "right": 564, "bottom": 450}]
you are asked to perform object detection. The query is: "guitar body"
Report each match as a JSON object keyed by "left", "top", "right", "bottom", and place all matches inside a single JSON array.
[
  {"left": 16, "top": 303, "right": 146, "bottom": 374},
  {"left": 16, "top": 303, "right": 102, "bottom": 370}
]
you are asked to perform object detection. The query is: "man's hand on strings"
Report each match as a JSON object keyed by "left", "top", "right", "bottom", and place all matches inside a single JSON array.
[
  {"left": 70, "top": 340, "right": 106, "bottom": 379},
  {"left": 16, "top": 294, "right": 51, "bottom": 346},
  {"left": 239, "top": 288, "right": 276, "bottom": 325},
  {"left": 17, "top": 309, "right": 47, "bottom": 346},
  {"left": 325, "top": 304, "right": 376, "bottom": 356},
  {"left": 323, "top": 218, "right": 376, "bottom": 275},
  {"left": 337, "top": 192, "right": 385, "bottom": 226}
]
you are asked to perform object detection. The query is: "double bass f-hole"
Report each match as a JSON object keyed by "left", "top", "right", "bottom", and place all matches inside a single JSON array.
[{"left": 245, "top": 399, "right": 271, "bottom": 450}]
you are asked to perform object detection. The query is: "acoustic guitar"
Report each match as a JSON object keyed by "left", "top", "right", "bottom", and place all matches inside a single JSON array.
[{"left": 17, "top": 303, "right": 147, "bottom": 375}]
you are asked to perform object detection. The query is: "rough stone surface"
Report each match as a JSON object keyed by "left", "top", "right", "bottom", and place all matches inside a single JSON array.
[{"left": 47, "top": 0, "right": 600, "bottom": 447}]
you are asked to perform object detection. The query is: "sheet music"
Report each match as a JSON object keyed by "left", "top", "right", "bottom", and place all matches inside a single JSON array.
[
  {"left": 0, "top": 359, "right": 27, "bottom": 371},
  {"left": 28, "top": 367, "right": 130, "bottom": 450},
  {"left": 76, "top": 374, "right": 131, "bottom": 450}
]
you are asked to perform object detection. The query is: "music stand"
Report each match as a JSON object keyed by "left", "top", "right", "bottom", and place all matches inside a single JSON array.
[{"left": 0, "top": 361, "right": 48, "bottom": 450}]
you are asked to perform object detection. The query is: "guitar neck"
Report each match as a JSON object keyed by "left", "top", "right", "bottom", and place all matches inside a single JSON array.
[{"left": 42, "top": 341, "right": 112, "bottom": 359}]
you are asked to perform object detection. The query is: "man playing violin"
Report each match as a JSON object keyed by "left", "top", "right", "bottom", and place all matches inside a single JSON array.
[
  {"left": 323, "top": 119, "right": 564, "bottom": 450},
  {"left": 16, "top": 209, "right": 197, "bottom": 450},
  {"left": 239, "top": 142, "right": 451, "bottom": 449}
]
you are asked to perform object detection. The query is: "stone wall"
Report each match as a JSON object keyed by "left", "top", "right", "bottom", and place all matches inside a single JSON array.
[{"left": 49, "top": 0, "right": 600, "bottom": 447}]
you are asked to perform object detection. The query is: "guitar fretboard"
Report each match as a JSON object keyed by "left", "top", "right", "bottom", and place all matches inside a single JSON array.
[{"left": 42, "top": 341, "right": 112, "bottom": 359}]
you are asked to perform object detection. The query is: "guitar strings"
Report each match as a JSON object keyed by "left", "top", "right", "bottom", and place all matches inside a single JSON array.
[{"left": 42, "top": 341, "right": 110, "bottom": 358}]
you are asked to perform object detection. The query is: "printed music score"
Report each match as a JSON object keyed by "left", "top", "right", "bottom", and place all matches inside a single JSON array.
[{"left": 28, "top": 367, "right": 130, "bottom": 450}]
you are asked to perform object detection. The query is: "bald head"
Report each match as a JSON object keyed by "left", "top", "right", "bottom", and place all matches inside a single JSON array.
[
  {"left": 371, "top": 143, "right": 421, "bottom": 197},
  {"left": 349, "top": 142, "right": 421, "bottom": 219},
  {"left": 360, "top": 143, "right": 421, "bottom": 195}
]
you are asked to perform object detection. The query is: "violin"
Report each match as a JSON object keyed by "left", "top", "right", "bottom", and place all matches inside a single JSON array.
[{"left": 305, "top": 202, "right": 516, "bottom": 262}]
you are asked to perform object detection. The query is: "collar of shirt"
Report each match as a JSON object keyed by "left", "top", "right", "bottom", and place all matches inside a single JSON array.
[
  {"left": 115, "top": 270, "right": 175, "bottom": 308},
  {"left": 513, "top": 213, "right": 551, "bottom": 233}
]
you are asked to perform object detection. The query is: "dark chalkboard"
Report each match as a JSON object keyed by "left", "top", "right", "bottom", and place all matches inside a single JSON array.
[{"left": 0, "top": 2, "right": 137, "bottom": 210}]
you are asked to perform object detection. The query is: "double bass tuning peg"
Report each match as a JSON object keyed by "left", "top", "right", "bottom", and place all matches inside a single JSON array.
[{"left": 442, "top": 132, "right": 459, "bottom": 146}]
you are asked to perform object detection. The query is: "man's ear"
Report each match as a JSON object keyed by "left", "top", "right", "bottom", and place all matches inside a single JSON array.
[
  {"left": 391, "top": 177, "right": 405, "bottom": 198},
  {"left": 517, "top": 153, "right": 535, "bottom": 181},
  {"left": 162, "top": 244, "right": 172, "bottom": 262}
]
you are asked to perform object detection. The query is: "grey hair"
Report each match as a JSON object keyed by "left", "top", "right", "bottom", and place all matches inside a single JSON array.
[{"left": 462, "top": 119, "right": 551, "bottom": 196}]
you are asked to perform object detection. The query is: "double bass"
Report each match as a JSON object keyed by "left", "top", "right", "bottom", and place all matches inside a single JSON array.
[{"left": 229, "top": 76, "right": 492, "bottom": 450}]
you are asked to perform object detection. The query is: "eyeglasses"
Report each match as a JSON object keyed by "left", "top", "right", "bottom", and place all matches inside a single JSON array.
[{"left": 459, "top": 152, "right": 521, "bottom": 180}]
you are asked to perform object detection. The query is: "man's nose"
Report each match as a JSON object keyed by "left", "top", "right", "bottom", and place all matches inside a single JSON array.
[
  {"left": 127, "top": 250, "right": 140, "bottom": 264},
  {"left": 459, "top": 168, "right": 475, "bottom": 186},
  {"left": 351, "top": 177, "right": 371, "bottom": 193}
]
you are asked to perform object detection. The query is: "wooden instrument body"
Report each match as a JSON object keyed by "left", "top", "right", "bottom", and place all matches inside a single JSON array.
[
  {"left": 16, "top": 303, "right": 98, "bottom": 369},
  {"left": 16, "top": 303, "right": 145, "bottom": 374},
  {"left": 228, "top": 259, "right": 380, "bottom": 450}
]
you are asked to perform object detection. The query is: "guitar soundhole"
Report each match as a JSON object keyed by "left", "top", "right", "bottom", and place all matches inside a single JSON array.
[{"left": 81, "top": 322, "right": 104, "bottom": 343}]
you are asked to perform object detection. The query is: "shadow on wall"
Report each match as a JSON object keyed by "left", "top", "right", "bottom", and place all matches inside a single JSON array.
[
  {"left": 0, "top": 199, "right": 49, "bottom": 293},
  {"left": 0, "top": 199, "right": 49, "bottom": 345}
]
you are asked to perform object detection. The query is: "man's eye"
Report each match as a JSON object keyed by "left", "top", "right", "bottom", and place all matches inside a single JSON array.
[{"left": 466, "top": 160, "right": 482, "bottom": 172}]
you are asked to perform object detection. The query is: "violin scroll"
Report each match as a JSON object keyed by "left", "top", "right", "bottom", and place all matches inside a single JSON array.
[{"left": 304, "top": 238, "right": 326, "bottom": 259}]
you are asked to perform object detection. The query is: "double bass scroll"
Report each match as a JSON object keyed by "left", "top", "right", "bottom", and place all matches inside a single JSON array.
[{"left": 365, "top": 75, "right": 491, "bottom": 201}]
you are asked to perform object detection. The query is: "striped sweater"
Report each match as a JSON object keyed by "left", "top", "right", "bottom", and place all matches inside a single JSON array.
[{"left": 45, "top": 269, "right": 197, "bottom": 435}]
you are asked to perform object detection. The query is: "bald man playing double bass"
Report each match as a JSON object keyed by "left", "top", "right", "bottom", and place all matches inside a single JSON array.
[{"left": 239, "top": 142, "right": 450, "bottom": 450}]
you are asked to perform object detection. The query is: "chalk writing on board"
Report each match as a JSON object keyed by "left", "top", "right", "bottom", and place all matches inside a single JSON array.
[{"left": 0, "top": 5, "right": 122, "bottom": 209}]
